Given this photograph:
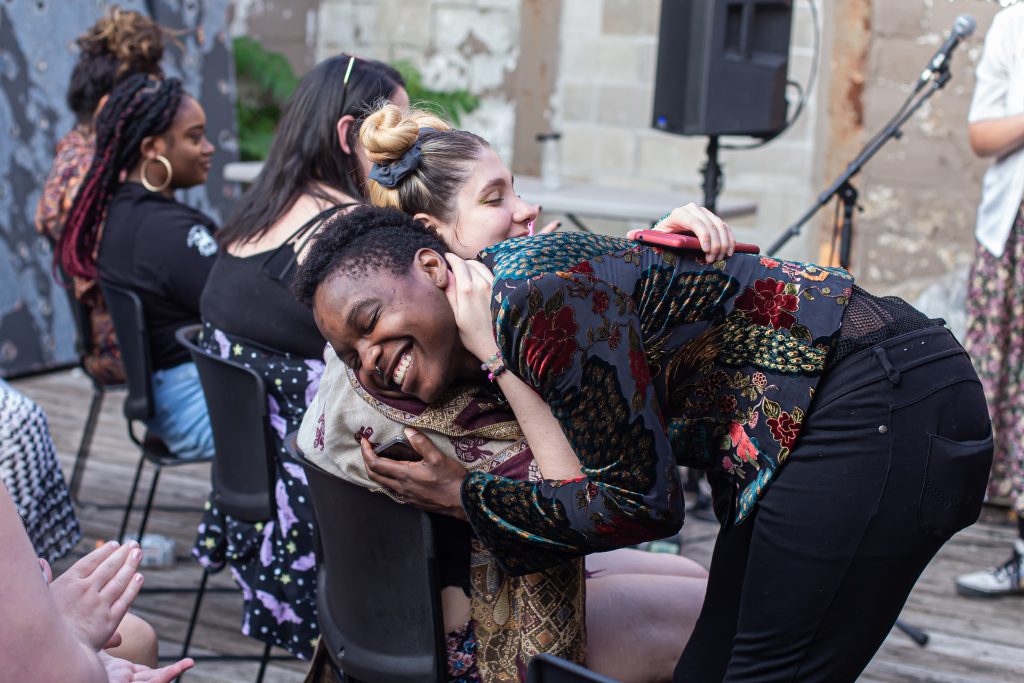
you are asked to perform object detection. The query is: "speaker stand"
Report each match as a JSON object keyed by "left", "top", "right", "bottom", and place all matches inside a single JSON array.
[{"left": 700, "top": 136, "right": 723, "bottom": 212}]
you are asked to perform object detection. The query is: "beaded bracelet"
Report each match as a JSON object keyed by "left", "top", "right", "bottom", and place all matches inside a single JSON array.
[{"left": 481, "top": 351, "right": 507, "bottom": 382}]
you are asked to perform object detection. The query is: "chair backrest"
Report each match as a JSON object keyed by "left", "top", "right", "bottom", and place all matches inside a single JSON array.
[
  {"left": 55, "top": 264, "right": 93, "bottom": 361},
  {"left": 99, "top": 281, "right": 154, "bottom": 421},
  {"left": 527, "top": 654, "right": 620, "bottom": 683},
  {"left": 283, "top": 432, "right": 446, "bottom": 683},
  {"left": 175, "top": 325, "right": 274, "bottom": 523}
]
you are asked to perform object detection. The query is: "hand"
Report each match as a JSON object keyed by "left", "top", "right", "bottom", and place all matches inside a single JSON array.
[
  {"left": 50, "top": 540, "right": 145, "bottom": 651},
  {"left": 535, "top": 219, "right": 561, "bottom": 235},
  {"left": 361, "top": 428, "right": 469, "bottom": 520},
  {"left": 99, "top": 651, "right": 193, "bottom": 683},
  {"left": 628, "top": 203, "right": 735, "bottom": 263},
  {"left": 444, "top": 253, "right": 499, "bottom": 362}
]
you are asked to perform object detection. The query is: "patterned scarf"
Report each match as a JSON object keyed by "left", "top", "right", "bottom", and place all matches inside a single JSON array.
[{"left": 297, "top": 351, "right": 585, "bottom": 681}]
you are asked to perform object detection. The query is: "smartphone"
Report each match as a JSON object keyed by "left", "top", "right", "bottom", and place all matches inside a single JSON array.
[
  {"left": 629, "top": 229, "right": 760, "bottom": 255},
  {"left": 373, "top": 435, "right": 422, "bottom": 462}
]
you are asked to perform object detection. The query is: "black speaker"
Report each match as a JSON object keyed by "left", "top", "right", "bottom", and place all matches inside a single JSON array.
[{"left": 653, "top": 0, "right": 794, "bottom": 138}]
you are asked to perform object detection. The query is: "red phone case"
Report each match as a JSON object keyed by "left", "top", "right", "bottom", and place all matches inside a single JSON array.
[{"left": 630, "top": 229, "right": 760, "bottom": 254}]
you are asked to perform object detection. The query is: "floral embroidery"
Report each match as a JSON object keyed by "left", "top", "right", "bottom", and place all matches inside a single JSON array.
[
  {"left": 467, "top": 233, "right": 851, "bottom": 573},
  {"left": 735, "top": 277, "right": 800, "bottom": 329},
  {"left": 313, "top": 413, "right": 325, "bottom": 451},
  {"left": 523, "top": 304, "right": 579, "bottom": 379}
]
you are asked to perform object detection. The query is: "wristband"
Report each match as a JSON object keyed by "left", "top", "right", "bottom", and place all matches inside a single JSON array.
[{"left": 481, "top": 351, "right": 506, "bottom": 382}]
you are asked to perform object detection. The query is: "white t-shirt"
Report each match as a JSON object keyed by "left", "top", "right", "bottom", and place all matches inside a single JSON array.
[{"left": 969, "top": 4, "right": 1024, "bottom": 257}]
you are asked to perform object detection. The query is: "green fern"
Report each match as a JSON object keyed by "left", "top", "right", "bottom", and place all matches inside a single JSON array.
[{"left": 392, "top": 59, "right": 480, "bottom": 125}]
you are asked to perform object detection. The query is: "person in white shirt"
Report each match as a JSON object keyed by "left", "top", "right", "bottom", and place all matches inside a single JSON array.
[{"left": 958, "top": 2, "right": 1024, "bottom": 598}]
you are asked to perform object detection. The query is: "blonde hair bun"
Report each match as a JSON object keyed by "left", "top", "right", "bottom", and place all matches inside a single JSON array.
[{"left": 360, "top": 103, "right": 452, "bottom": 164}]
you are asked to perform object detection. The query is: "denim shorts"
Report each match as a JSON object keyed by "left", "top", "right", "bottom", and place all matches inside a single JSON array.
[{"left": 149, "top": 361, "right": 214, "bottom": 460}]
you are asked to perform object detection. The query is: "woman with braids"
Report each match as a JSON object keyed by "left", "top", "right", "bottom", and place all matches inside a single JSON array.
[
  {"left": 60, "top": 74, "right": 217, "bottom": 461},
  {"left": 295, "top": 102, "right": 995, "bottom": 680},
  {"left": 36, "top": 6, "right": 166, "bottom": 385},
  {"left": 191, "top": 54, "right": 407, "bottom": 659}
]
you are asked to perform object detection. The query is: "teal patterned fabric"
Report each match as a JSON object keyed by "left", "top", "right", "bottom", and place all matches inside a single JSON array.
[{"left": 462, "top": 233, "right": 853, "bottom": 575}]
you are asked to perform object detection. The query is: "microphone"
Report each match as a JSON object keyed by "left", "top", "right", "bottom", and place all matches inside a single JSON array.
[{"left": 916, "top": 14, "right": 976, "bottom": 89}]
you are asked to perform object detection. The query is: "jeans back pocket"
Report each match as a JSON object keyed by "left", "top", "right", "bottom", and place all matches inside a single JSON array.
[{"left": 918, "top": 431, "right": 994, "bottom": 542}]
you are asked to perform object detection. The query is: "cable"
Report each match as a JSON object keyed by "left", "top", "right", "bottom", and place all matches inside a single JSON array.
[{"left": 722, "top": 0, "right": 821, "bottom": 150}]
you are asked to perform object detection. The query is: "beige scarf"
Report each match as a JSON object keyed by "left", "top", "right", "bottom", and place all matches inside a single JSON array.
[{"left": 297, "top": 351, "right": 585, "bottom": 681}]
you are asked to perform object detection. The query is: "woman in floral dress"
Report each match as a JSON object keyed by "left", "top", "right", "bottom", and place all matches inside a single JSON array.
[{"left": 295, "top": 194, "right": 992, "bottom": 682}]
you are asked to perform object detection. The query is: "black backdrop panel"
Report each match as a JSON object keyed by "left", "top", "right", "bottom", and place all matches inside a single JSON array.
[{"left": 0, "top": 0, "right": 238, "bottom": 378}]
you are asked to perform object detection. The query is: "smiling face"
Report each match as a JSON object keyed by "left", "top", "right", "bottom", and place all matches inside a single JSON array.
[
  {"left": 159, "top": 94, "right": 214, "bottom": 189},
  {"left": 312, "top": 249, "right": 478, "bottom": 403},
  {"left": 428, "top": 147, "right": 540, "bottom": 258}
]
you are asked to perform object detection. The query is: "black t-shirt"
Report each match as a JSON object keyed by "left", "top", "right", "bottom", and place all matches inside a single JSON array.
[
  {"left": 200, "top": 205, "right": 352, "bottom": 360},
  {"left": 98, "top": 182, "right": 219, "bottom": 370}
]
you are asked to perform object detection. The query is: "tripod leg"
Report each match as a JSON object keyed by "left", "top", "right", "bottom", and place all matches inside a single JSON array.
[{"left": 894, "top": 619, "right": 929, "bottom": 647}]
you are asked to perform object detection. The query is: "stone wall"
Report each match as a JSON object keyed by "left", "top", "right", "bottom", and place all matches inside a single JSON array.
[
  {"left": 316, "top": 0, "right": 524, "bottom": 164},
  {"left": 848, "top": 0, "right": 1002, "bottom": 301}
]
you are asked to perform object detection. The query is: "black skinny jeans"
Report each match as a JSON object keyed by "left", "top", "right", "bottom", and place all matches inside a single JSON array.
[{"left": 675, "top": 326, "right": 993, "bottom": 683}]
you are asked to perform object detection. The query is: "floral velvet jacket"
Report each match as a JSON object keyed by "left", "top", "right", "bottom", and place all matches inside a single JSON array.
[{"left": 462, "top": 233, "right": 853, "bottom": 575}]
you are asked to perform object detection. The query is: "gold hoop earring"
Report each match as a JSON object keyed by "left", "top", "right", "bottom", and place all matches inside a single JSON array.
[{"left": 140, "top": 155, "right": 172, "bottom": 192}]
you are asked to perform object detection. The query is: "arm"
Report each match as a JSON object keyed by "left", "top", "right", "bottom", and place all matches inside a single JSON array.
[
  {"left": 967, "top": 12, "right": 1024, "bottom": 158},
  {"left": 444, "top": 256, "right": 583, "bottom": 480},
  {"left": 461, "top": 270, "right": 684, "bottom": 575},
  {"left": 968, "top": 115, "right": 1024, "bottom": 158},
  {"left": 151, "top": 212, "right": 219, "bottom": 312}
]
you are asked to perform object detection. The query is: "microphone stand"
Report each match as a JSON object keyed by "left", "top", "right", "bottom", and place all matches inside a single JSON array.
[{"left": 767, "top": 67, "right": 953, "bottom": 265}]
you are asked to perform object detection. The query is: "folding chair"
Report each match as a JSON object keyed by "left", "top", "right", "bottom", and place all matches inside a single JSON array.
[
  {"left": 56, "top": 266, "right": 122, "bottom": 501},
  {"left": 284, "top": 432, "right": 447, "bottom": 682},
  {"left": 98, "top": 282, "right": 213, "bottom": 543},
  {"left": 526, "top": 654, "right": 620, "bottom": 683},
  {"left": 176, "top": 324, "right": 297, "bottom": 679}
]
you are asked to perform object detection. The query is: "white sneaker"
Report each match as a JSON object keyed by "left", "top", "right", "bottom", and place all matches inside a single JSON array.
[{"left": 955, "top": 539, "right": 1024, "bottom": 597}]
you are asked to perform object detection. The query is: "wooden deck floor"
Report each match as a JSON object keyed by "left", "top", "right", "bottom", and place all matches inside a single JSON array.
[{"left": 13, "top": 369, "right": 1024, "bottom": 683}]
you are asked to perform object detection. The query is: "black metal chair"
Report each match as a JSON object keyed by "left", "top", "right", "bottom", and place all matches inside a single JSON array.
[
  {"left": 283, "top": 432, "right": 447, "bottom": 683},
  {"left": 526, "top": 654, "right": 620, "bottom": 683},
  {"left": 176, "top": 324, "right": 294, "bottom": 680},
  {"left": 55, "top": 265, "right": 122, "bottom": 501},
  {"left": 98, "top": 281, "right": 213, "bottom": 543}
]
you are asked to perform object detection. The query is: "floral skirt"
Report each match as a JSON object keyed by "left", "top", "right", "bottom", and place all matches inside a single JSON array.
[
  {"left": 965, "top": 204, "right": 1024, "bottom": 514},
  {"left": 191, "top": 324, "right": 323, "bottom": 658}
]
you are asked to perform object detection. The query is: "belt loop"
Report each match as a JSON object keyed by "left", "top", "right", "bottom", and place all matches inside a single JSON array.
[{"left": 873, "top": 346, "right": 901, "bottom": 386}]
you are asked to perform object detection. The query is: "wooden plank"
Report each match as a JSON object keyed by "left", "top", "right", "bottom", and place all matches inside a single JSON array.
[{"left": 13, "top": 369, "right": 1024, "bottom": 683}]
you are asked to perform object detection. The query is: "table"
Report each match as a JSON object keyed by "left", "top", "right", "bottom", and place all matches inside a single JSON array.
[{"left": 223, "top": 162, "right": 757, "bottom": 231}]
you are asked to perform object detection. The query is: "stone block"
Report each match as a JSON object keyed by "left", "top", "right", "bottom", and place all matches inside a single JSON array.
[
  {"left": 873, "top": 0, "right": 925, "bottom": 38},
  {"left": 376, "top": 0, "right": 432, "bottom": 49},
  {"left": 635, "top": 131, "right": 706, "bottom": 182},
  {"left": 593, "top": 127, "right": 637, "bottom": 174},
  {"left": 561, "top": 0, "right": 604, "bottom": 37},
  {"left": 593, "top": 37, "right": 658, "bottom": 84},
  {"left": 433, "top": 5, "right": 517, "bottom": 56},
  {"left": 601, "top": 0, "right": 659, "bottom": 37},
  {"left": 789, "top": 0, "right": 822, "bottom": 52},
  {"left": 595, "top": 84, "right": 653, "bottom": 126},
  {"left": 559, "top": 83, "right": 599, "bottom": 123}
]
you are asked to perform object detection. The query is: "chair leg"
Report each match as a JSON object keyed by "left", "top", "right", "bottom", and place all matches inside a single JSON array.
[
  {"left": 180, "top": 569, "right": 209, "bottom": 660},
  {"left": 135, "top": 462, "right": 162, "bottom": 543},
  {"left": 255, "top": 641, "right": 272, "bottom": 683},
  {"left": 117, "top": 454, "right": 147, "bottom": 543},
  {"left": 69, "top": 386, "right": 104, "bottom": 501}
]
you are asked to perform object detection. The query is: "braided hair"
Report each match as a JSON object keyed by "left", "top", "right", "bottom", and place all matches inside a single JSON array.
[{"left": 59, "top": 74, "right": 183, "bottom": 279}]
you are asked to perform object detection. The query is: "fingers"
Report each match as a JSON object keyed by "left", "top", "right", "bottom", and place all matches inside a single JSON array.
[
  {"left": 700, "top": 206, "right": 735, "bottom": 260},
  {"left": 361, "top": 437, "right": 407, "bottom": 489},
  {"left": 39, "top": 558, "right": 52, "bottom": 584},
  {"left": 403, "top": 427, "right": 446, "bottom": 465},
  {"left": 464, "top": 260, "right": 495, "bottom": 286},
  {"left": 88, "top": 541, "right": 139, "bottom": 591},
  {"left": 539, "top": 220, "right": 562, "bottom": 234},
  {"left": 135, "top": 658, "right": 194, "bottom": 682},
  {"left": 67, "top": 539, "right": 121, "bottom": 578}
]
